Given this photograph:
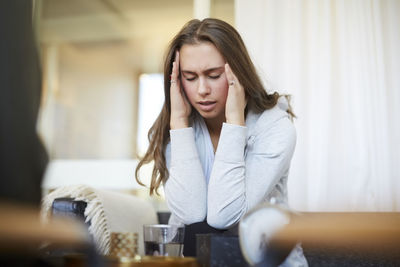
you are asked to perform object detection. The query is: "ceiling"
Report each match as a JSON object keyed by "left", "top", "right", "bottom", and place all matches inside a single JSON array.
[{"left": 38, "top": 0, "right": 234, "bottom": 73}]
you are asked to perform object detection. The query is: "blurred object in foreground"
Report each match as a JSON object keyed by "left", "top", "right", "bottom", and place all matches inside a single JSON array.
[
  {"left": 239, "top": 204, "right": 400, "bottom": 266},
  {"left": 0, "top": 202, "right": 92, "bottom": 265},
  {"left": 0, "top": 0, "right": 48, "bottom": 206}
]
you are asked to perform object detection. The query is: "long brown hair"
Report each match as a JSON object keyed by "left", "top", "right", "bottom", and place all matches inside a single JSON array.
[{"left": 135, "top": 18, "right": 293, "bottom": 195}]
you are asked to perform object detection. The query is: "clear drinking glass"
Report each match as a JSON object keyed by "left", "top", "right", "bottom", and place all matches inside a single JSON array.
[{"left": 143, "top": 224, "right": 185, "bottom": 257}]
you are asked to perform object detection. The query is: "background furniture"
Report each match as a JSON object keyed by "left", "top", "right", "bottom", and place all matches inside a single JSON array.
[
  {"left": 42, "top": 185, "right": 158, "bottom": 256},
  {"left": 47, "top": 193, "right": 400, "bottom": 266}
]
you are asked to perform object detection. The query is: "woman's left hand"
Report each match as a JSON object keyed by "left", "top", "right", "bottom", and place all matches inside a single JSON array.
[{"left": 224, "top": 63, "right": 247, "bottom": 126}]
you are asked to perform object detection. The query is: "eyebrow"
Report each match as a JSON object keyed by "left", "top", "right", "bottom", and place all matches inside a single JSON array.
[{"left": 181, "top": 66, "right": 225, "bottom": 75}]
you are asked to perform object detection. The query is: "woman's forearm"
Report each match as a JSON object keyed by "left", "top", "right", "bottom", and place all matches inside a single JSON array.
[
  {"left": 207, "top": 123, "right": 248, "bottom": 229},
  {"left": 164, "top": 128, "right": 207, "bottom": 224},
  {"left": 207, "top": 118, "right": 296, "bottom": 229}
]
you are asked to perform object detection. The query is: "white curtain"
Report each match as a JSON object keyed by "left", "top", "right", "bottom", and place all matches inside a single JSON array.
[{"left": 235, "top": 0, "right": 400, "bottom": 212}]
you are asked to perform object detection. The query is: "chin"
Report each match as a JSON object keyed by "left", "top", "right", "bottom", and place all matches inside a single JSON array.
[{"left": 196, "top": 110, "right": 225, "bottom": 122}]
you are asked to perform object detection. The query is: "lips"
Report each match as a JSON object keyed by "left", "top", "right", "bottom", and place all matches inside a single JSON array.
[{"left": 197, "top": 100, "right": 217, "bottom": 112}]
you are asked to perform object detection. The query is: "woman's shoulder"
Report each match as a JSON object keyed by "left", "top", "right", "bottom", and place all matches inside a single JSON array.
[
  {"left": 246, "top": 99, "right": 296, "bottom": 154},
  {"left": 246, "top": 97, "right": 294, "bottom": 135}
]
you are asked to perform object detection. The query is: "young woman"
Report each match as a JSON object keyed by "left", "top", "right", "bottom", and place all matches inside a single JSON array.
[{"left": 136, "top": 18, "right": 307, "bottom": 265}]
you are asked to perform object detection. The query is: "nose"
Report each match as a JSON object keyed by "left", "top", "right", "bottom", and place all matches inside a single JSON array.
[{"left": 198, "top": 77, "right": 211, "bottom": 96}]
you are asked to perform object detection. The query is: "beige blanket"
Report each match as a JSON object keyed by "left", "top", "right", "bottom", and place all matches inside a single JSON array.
[{"left": 41, "top": 185, "right": 157, "bottom": 255}]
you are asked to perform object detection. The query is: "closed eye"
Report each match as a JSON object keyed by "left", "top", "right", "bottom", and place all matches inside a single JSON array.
[
  {"left": 209, "top": 75, "right": 221, "bottom": 79},
  {"left": 185, "top": 77, "right": 196, "bottom": 81}
]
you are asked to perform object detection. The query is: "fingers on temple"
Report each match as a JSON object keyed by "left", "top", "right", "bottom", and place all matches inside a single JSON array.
[
  {"left": 171, "top": 62, "right": 177, "bottom": 80},
  {"left": 225, "top": 63, "right": 235, "bottom": 80},
  {"left": 171, "top": 51, "right": 180, "bottom": 82},
  {"left": 175, "top": 51, "right": 180, "bottom": 69}
]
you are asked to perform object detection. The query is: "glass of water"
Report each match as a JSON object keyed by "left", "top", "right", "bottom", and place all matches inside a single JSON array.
[{"left": 143, "top": 224, "right": 185, "bottom": 257}]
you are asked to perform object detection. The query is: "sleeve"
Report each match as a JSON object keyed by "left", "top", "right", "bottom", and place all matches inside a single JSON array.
[
  {"left": 163, "top": 127, "right": 207, "bottom": 225},
  {"left": 207, "top": 117, "right": 296, "bottom": 229}
]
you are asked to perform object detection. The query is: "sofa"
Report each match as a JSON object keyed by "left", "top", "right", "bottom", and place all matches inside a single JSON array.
[{"left": 42, "top": 185, "right": 160, "bottom": 256}]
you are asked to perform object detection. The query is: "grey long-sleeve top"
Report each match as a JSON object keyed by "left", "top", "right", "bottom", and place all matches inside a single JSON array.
[{"left": 164, "top": 101, "right": 296, "bottom": 229}]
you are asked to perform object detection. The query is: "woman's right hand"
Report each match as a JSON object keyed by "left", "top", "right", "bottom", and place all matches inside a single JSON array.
[{"left": 170, "top": 51, "right": 192, "bottom": 129}]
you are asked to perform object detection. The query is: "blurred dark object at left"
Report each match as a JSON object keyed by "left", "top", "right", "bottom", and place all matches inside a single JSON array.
[
  {"left": 0, "top": 0, "right": 48, "bottom": 205},
  {"left": 0, "top": 1, "right": 71, "bottom": 265}
]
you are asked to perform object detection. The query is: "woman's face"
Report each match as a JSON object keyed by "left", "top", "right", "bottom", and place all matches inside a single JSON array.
[{"left": 179, "top": 42, "right": 229, "bottom": 124}]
